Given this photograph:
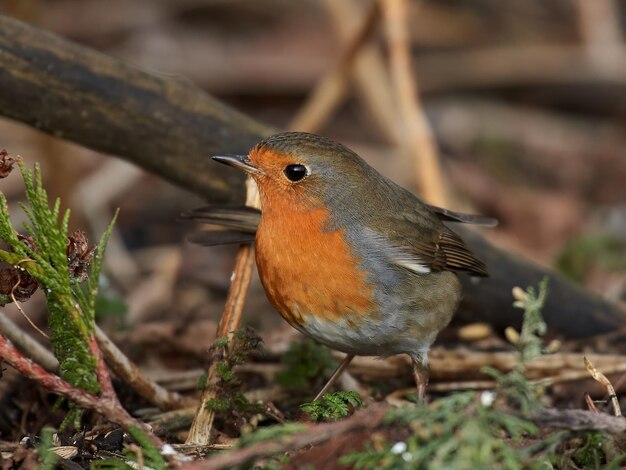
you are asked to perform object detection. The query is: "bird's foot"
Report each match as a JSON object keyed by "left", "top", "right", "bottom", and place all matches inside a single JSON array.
[{"left": 412, "top": 358, "right": 429, "bottom": 403}]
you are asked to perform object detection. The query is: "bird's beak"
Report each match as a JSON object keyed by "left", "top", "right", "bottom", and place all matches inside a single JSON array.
[{"left": 212, "top": 155, "right": 260, "bottom": 174}]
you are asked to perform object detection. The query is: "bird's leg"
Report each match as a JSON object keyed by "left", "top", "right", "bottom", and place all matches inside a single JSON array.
[
  {"left": 313, "top": 354, "right": 355, "bottom": 401},
  {"left": 411, "top": 357, "right": 429, "bottom": 402}
]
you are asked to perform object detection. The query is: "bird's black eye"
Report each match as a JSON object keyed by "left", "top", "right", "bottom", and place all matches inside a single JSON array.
[{"left": 284, "top": 164, "right": 307, "bottom": 182}]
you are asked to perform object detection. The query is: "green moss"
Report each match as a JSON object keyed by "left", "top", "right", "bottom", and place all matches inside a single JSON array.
[
  {"left": 204, "top": 327, "right": 264, "bottom": 429},
  {"left": 276, "top": 339, "right": 335, "bottom": 394},
  {"left": 205, "top": 397, "right": 230, "bottom": 411},
  {"left": 216, "top": 362, "right": 234, "bottom": 382},
  {"left": 301, "top": 391, "right": 362, "bottom": 422}
]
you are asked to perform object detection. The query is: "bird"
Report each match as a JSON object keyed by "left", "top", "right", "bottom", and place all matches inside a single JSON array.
[{"left": 192, "top": 132, "right": 495, "bottom": 401}]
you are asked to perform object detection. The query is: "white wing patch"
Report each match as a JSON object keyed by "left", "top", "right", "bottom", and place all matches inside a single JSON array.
[
  {"left": 393, "top": 257, "right": 431, "bottom": 274},
  {"left": 360, "top": 228, "right": 432, "bottom": 275}
]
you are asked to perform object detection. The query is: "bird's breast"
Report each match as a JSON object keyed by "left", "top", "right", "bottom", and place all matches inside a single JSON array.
[{"left": 255, "top": 204, "right": 376, "bottom": 329}]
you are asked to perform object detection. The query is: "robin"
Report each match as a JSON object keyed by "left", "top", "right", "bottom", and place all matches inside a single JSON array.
[{"left": 198, "top": 132, "right": 495, "bottom": 400}]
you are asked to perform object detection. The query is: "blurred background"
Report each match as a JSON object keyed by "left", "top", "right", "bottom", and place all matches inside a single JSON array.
[{"left": 0, "top": 0, "right": 625, "bottom": 422}]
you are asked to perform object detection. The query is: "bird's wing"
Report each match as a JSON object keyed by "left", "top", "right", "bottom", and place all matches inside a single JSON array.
[
  {"left": 368, "top": 211, "right": 489, "bottom": 277},
  {"left": 426, "top": 204, "right": 498, "bottom": 227},
  {"left": 182, "top": 205, "right": 260, "bottom": 246}
]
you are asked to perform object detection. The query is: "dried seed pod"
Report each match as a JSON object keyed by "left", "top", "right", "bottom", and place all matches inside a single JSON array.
[
  {"left": 0, "top": 267, "right": 38, "bottom": 301},
  {"left": 0, "top": 149, "right": 15, "bottom": 178},
  {"left": 0, "top": 268, "right": 16, "bottom": 295},
  {"left": 11, "top": 271, "right": 39, "bottom": 302},
  {"left": 67, "top": 230, "right": 95, "bottom": 282}
]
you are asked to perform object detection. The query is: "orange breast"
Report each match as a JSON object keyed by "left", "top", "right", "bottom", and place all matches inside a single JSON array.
[{"left": 255, "top": 201, "right": 375, "bottom": 328}]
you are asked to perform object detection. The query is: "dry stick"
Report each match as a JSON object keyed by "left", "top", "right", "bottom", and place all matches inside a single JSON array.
[
  {"left": 577, "top": 0, "right": 623, "bottom": 68},
  {"left": 0, "top": 309, "right": 58, "bottom": 372},
  {"left": 543, "top": 362, "right": 626, "bottom": 387},
  {"left": 534, "top": 408, "right": 626, "bottom": 434},
  {"left": 0, "top": 334, "right": 164, "bottom": 448},
  {"left": 89, "top": 335, "right": 120, "bottom": 403},
  {"left": 156, "top": 351, "right": 626, "bottom": 394},
  {"left": 9, "top": 287, "right": 48, "bottom": 339},
  {"left": 185, "top": 247, "right": 255, "bottom": 444},
  {"left": 95, "top": 325, "right": 195, "bottom": 411},
  {"left": 288, "top": 1, "right": 381, "bottom": 133},
  {"left": 380, "top": 0, "right": 447, "bottom": 206},
  {"left": 185, "top": 178, "right": 261, "bottom": 446},
  {"left": 323, "top": 0, "right": 399, "bottom": 142},
  {"left": 428, "top": 380, "right": 496, "bottom": 392},
  {"left": 348, "top": 350, "right": 626, "bottom": 385},
  {"left": 584, "top": 356, "right": 622, "bottom": 417},
  {"left": 584, "top": 393, "right": 600, "bottom": 413}
]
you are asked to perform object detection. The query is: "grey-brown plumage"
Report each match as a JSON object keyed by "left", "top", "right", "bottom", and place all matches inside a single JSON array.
[{"left": 195, "top": 132, "right": 495, "bottom": 399}]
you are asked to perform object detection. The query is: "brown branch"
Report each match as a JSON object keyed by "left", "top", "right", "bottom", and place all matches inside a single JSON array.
[
  {"left": 288, "top": 1, "right": 382, "bottom": 134},
  {"left": 0, "top": 14, "right": 270, "bottom": 202},
  {"left": 0, "top": 309, "right": 58, "bottom": 372},
  {"left": 347, "top": 349, "right": 626, "bottom": 388},
  {"left": 380, "top": 0, "right": 447, "bottom": 206},
  {"left": 534, "top": 408, "right": 626, "bottom": 434},
  {"left": 95, "top": 326, "right": 194, "bottom": 411},
  {"left": 185, "top": 179, "right": 261, "bottom": 446},
  {"left": 0, "top": 334, "right": 164, "bottom": 448},
  {"left": 413, "top": 45, "right": 626, "bottom": 94},
  {"left": 90, "top": 335, "right": 118, "bottom": 402},
  {"left": 322, "top": 0, "right": 399, "bottom": 142},
  {"left": 577, "top": 0, "right": 623, "bottom": 67},
  {"left": 584, "top": 356, "right": 622, "bottom": 417},
  {"left": 148, "top": 349, "right": 626, "bottom": 393}
]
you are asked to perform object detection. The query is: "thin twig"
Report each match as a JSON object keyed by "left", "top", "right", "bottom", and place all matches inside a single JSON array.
[
  {"left": 95, "top": 325, "right": 194, "bottom": 410},
  {"left": 533, "top": 408, "right": 626, "bottom": 434},
  {"left": 289, "top": 1, "right": 381, "bottom": 133},
  {"left": 0, "top": 334, "right": 164, "bottom": 448},
  {"left": 0, "top": 309, "right": 58, "bottom": 371},
  {"left": 322, "top": 0, "right": 399, "bottom": 142},
  {"left": 584, "top": 355, "right": 622, "bottom": 417},
  {"left": 381, "top": 0, "right": 447, "bottom": 205},
  {"left": 185, "top": 178, "right": 261, "bottom": 445},
  {"left": 577, "top": 0, "right": 623, "bottom": 67},
  {"left": 428, "top": 380, "right": 496, "bottom": 392},
  {"left": 89, "top": 335, "right": 122, "bottom": 405},
  {"left": 9, "top": 288, "right": 48, "bottom": 339},
  {"left": 348, "top": 350, "right": 626, "bottom": 386},
  {"left": 584, "top": 393, "right": 599, "bottom": 413},
  {"left": 542, "top": 362, "right": 626, "bottom": 387}
]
